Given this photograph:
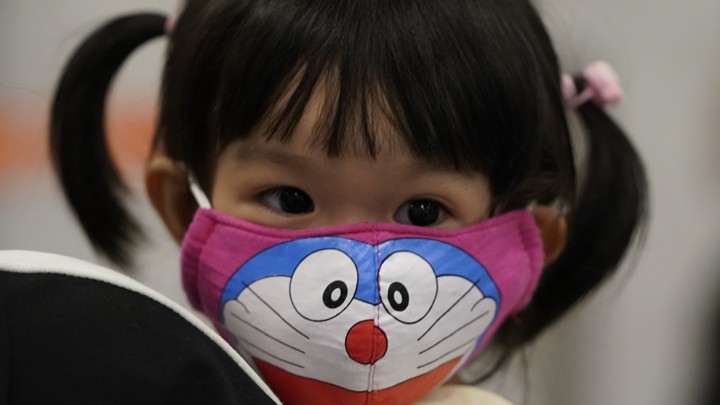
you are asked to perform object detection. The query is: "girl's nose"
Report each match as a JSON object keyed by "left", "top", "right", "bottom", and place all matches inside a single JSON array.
[
  {"left": 322, "top": 205, "right": 391, "bottom": 227},
  {"left": 345, "top": 320, "right": 388, "bottom": 365}
]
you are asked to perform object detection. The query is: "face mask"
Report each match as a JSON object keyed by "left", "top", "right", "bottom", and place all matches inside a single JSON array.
[{"left": 180, "top": 179, "right": 544, "bottom": 405}]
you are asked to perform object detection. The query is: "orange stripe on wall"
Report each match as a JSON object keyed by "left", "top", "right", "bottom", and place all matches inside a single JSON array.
[
  {"left": 0, "top": 104, "right": 155, "bottom": 177},
  {"left": 0, "top": 116, "right": 47, "bottom": 175}
]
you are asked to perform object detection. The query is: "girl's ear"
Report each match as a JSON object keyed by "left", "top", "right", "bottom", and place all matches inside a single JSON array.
[
  {"left": 531, "top": 205, "right": 568, "bottom": 265},
  {"left": 145, "top": 156, "right": 197, "bottom": 244}
]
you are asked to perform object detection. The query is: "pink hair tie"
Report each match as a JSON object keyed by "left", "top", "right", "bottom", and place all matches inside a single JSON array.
[
  {"left": 165, "top": 14, "right": 179, "bottom": 34},
  {"left": 562, "top": 61, "right": 624, "bottom": 109},
  {"left": 165, "top": 0, "right": 187, "bottom": 35}
]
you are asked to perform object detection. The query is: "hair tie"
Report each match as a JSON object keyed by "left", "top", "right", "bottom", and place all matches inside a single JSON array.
[
  {"left": 165, "top": 0, "right": 187, "bottom": 35},
  {"left": 165, "top": 14, "right": 179, "bottom": 34},
  {"left": 562, "top": 61, "right": 624, "bottom": 109}
]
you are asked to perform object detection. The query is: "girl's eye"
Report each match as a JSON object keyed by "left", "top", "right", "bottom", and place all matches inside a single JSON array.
[
  {"left": 260, "top": 187, "right": 314, "bottom": 214},
  {"left": 394, "top": 199, "right": 446, "bottom": 227}
]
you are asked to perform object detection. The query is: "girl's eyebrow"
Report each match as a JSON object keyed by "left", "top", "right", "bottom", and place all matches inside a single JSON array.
[{"left": 231, "top": 145, "right": 316, "bottom": 171}]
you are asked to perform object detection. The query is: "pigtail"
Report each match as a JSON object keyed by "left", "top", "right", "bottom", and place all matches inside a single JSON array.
[
  {"left": 520, "top": 87, "right": 648, "bottom": 341},
  {"left": 50, "top": 13, "right": 166, "bottom": 267}
]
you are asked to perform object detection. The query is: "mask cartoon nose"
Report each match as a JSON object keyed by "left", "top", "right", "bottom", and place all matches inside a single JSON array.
[{"left": 345, "top": 320, "right": 388, "bottom": 365}]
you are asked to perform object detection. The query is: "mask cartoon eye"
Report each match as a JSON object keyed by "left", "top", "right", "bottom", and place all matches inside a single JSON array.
[
  {"left": 290, "top": 249, "right": 358, "bottom": 321},
  {"left": 378, "top": 251, "right": 438, "bottom": 324}
]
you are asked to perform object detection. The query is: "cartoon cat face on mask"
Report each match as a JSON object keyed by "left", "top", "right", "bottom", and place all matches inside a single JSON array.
[{"left": 181, "top": 208, "right": 544, "bottom": 405}]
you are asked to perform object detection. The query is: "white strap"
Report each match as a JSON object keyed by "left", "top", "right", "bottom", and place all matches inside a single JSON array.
[{"left": 188, "top": 171, "right": 212, "bottom": 209}]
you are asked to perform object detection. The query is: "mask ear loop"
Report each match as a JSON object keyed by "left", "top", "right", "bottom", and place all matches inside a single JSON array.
[{"left": 187, "top": 170, "right": 212, "bottom": 209}]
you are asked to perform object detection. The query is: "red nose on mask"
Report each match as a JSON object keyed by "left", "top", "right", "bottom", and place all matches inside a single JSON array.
[{"left": 345, "top": 319, "right": 388, "bottom": 364}]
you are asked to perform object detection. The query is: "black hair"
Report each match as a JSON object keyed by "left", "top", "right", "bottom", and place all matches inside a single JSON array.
[
  {"left": 50, "top": 13, "right": 166, "bottom": 265},
  {"left": 50, "top": 0, "right": 647, "bottom": 356}
]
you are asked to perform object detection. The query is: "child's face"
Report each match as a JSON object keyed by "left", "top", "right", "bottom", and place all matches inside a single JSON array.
[
  {"left": 209, "top": 94, "right": 492, "bottom": 231},
  {"left": 169, "top": 95, "right": 553, "bottom": 405}
]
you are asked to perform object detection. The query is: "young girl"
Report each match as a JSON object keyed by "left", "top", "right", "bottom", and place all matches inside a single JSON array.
[{"left": 50, "top": 0, "right": 647, "bottom": 404}]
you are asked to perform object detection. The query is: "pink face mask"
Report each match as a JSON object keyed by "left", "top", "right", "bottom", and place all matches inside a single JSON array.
[{"left": 180, "top": 184, "right": 544, "bottom": 405}]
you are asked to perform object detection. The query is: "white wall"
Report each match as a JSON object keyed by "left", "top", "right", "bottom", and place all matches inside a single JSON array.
[{"left": 1, "top": 1, "right": 719, "bottom": 404}]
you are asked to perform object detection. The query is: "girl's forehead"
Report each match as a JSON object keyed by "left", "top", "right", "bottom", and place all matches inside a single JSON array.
[
  {"left": 235, "top": 120, "right": 419, "bottom": 166},
  {"left": 256, "top": 84, "right": 412, "bottom": 160},
  {"left": 225, "top": 84, "right": 466, "bottom": 174}
]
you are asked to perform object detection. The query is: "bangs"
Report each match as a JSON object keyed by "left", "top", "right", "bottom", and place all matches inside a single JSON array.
[{"left": 163, "top": 0, "right": 566, "bottom": 195}]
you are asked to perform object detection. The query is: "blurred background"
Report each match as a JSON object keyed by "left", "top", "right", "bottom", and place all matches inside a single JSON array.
[{"left": 1, "top": 0, "right": 719, "bottom": 404}]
